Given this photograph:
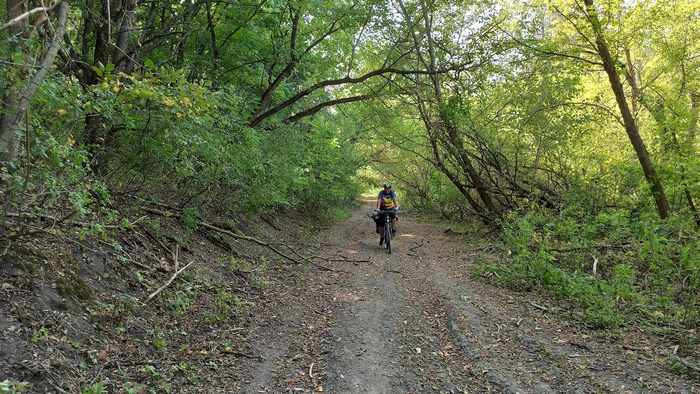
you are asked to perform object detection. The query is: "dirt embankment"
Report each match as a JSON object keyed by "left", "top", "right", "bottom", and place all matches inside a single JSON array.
[{"left": 1, "top": 200, "right": 698, "bottom": 393}]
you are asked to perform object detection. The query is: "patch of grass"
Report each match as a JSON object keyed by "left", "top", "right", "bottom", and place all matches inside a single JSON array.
[
  {"left": 163, "top": 283, "right": 198, "bottom": 316},
  {"left": 82, "top": 378, "right": 105, "bottom": 394}
]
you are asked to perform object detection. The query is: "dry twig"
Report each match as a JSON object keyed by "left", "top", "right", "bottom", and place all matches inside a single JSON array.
[
  {"left": 471, "top": 301, "right": 487, "bottom": 314},
  {"left": 146, "top": 246, "right": 194, "bottom": 302}
]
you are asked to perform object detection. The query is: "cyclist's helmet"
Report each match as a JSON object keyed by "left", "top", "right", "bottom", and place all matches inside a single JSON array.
[{"left": 384, "top": 183, "right": 392, "bottom": 188}]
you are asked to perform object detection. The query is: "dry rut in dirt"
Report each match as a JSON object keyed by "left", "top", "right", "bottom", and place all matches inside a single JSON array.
[{"left": 245, "top": 200, "right": 698, "bottom": 393}]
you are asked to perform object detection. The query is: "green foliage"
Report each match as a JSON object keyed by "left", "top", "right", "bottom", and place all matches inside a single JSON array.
[
  {"left": 163, "top": 284, "right": 198, "bottom": 316},
  {"left": 475, "top": 209, "right": 700, "bottom": 330},
  {"left": 0, "top": 381, "right": 31, "bottom": 394},
  {"left": 202, "top": 284, "right": 246, "bottom": 324},
  {"left": 82, "top": 378, "right": 105, "bottom": 394}
]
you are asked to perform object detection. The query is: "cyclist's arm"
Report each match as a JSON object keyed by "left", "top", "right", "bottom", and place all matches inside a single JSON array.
[
  {"left": 376, "top": 198, "right": 382, "bottom": 210},
  {"left": 392, "top": 194, "right": 399, "bottom": 210}
]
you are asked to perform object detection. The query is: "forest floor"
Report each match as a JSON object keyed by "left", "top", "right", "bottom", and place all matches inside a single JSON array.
[{"left": 0, "top": 198, "right": 699, "bottom": 393}]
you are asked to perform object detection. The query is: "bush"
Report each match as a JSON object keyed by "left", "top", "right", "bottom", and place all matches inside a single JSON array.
[{"left": 475, "top": 209, "right": 700, "bottom": 329}]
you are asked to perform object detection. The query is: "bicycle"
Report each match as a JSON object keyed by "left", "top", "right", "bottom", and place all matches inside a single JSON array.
[{"left": 374, "top": 208, "right": 397, "bottom": 254}]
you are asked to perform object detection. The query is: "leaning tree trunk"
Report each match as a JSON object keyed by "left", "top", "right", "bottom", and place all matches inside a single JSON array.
[
  {"left": 584, "top": 0, "right": 670, "bottom": 219},
  {"left": 625, "top": 54, "right": 699, "bottom": 227},
  {"left": 0, "top": 0, "right": 29, "bottom": 164},
  {"left": 415, "top": 0, "right": 498, "bottom": 215},
  {"left": 0, "top": 0, "right": 71, "bottom": 165}
]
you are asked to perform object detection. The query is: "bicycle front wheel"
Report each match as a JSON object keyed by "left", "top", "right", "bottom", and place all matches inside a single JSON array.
[{"left": 385, "top": 227, "right": 392, "bottom": 254}]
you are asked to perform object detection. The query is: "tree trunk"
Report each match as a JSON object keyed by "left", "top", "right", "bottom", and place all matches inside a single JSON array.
[
  {"left": 0, "top": 0, "right": 71, "bottom": 166},
  {"left": 92, "top": 0, "right": 112, "bottom": 82},
  {"left": 0, "top": 0, "right": 28, "bottom": 164},
  {"left": 113, "top": 0, "right": 136, "bottom": 73},
  {"left": 414, "top": 0, "right": 497, "bottom": 214},
  {"left": 83, "top": 0, "right": 114, "bottom": 174},
  {"left": 584, "top": 0, "right": 670, "bottom": 219}
]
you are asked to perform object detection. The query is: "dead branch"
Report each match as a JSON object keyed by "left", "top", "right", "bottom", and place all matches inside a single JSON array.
[
  {"left": 529, "top": 301, "right": 549, "bottom": 311},
  {"left": 622, "top": 344, "right": 648, "bottom": 352},
  {"left": 201, "top": 222, "right": 350, "bottom": 273},
  {"left": 591, "top": 254, "right": 598, "bottom": 278},
  {"left": 471, "top": 301, "right": 488, "bottom": 314},
  {"left": 146, "top": 246, "right": 194, "bottom": 302},
  {"left": 124, "top": 258, "right": 150, "bottom": 270},
  {"left": 409, "top": 232, "right": 430, "bottom": 250},
  {"left": 7, "top": 212, "right": 146, "bottom": 230},
  {"left": 259, "top": 212, "right": 280, "bottom": 231},
  {"left": 0, "top": 0, "right": 63, "bottom": 32},
  {"left": 197, "top": 222, "right": 296, "bottom": 261},
  {"left": 141, "top": 207, "right": 351, "bottom": 273},
  {"left": 570, "top": 341, "right": 591, "bottom": 351},
  {"left": 146, "top": 261, "right": 193, "bottom": 302},
  {"left": 310, "top": 255, "right": 372, "bottom": 264}
]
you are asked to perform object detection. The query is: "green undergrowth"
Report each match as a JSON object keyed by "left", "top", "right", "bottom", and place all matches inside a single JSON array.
[
  {"left": 473, "top": 208, "right": 700, "bottom": 356},
  {"left": 1, "top": 72, "right": 362, "bottom": 255}
]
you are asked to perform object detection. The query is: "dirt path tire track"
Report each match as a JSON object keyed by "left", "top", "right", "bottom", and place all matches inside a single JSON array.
[{"left": 245, "top": 201, "right": 698, "bottom": 393}]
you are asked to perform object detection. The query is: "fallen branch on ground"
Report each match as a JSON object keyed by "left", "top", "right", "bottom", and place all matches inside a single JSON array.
[
  {"left": 310, "top": 255, "right": 372, "bottom": 264},
  {"left": 529, "top": 301, "right": 549, "bottom": 311},
  {"left": 622, "top": 345, "right": 648, "bottom": 352},
  {"left": 200, "top": 222, "right": 351, "bottom": 273},
  {"left": 570, "top": 341, "right": 591, "bottom": 351},
  {"left": 146, "top": 246, "right": 194, "bottom": 302},
  {"left": 471, "top": 301, "right": 488, "bottom": 314},
  {"left": 409, "top": 232, "right": 431, "bottom": 251},
  {"left": 141, "top": 207, "right": 352, "bottom": 273}
]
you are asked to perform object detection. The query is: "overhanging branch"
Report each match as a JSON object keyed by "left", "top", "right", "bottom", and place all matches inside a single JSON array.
[
  {"left": 282, "top": 95, "right": 372, "bottom": 124},
  {"left": 249, "top": 64, "right": 473, "bottom": 127}
]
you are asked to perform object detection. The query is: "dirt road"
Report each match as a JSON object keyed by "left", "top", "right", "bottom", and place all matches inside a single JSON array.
[{"left": 244, "top": 201, "right": 698, "bottom": 393}]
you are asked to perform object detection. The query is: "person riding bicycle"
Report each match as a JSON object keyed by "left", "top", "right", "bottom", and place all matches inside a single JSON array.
[{"left": 375, "top": 183, "right": 399, "bottom": 246}]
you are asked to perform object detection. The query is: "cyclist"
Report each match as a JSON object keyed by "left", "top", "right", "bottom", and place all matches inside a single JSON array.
[{"left": 375, "top": 183, "right": 399, "bottom": 245}]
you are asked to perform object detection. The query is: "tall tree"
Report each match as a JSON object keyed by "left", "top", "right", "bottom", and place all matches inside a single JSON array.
[
  {"left": 391, "top": 0, "right": 500, "bottom": 217},
  {"left": 580, "top": 0, "right": 669, "bottom": 219}
]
